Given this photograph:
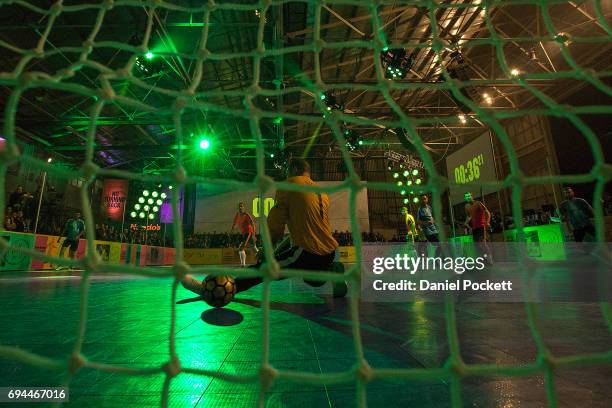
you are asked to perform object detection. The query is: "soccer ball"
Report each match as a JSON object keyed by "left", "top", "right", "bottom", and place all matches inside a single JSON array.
[{"left": 202, "top": 275, "right": 236, "bottom": 308}]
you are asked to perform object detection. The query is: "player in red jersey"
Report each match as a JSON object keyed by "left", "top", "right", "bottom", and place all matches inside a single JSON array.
[
  {"left": 464, "top": 192, "right": 493, "bottom": 264},
  {"left": 231, "top": 201, "right": 258, "bottom": 267}
]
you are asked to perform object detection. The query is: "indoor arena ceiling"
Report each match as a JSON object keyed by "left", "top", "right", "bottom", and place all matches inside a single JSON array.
[{"left": 0, "top": 0, "right": 610, "bottom": 177}]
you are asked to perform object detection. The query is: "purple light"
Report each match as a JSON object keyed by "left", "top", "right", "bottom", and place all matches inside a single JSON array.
[{"left": 160, "top": 187, "right": 184, "bottom": 223}]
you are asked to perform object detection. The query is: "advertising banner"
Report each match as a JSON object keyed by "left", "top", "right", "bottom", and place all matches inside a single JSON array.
[{"left": 100, "top": 179, "right": 129, "bottom": 222}]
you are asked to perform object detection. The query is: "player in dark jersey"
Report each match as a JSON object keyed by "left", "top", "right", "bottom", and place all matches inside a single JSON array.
[
  {"left": 231, "top": 202, "right": 258, "bottom": 267},
  {"left": 558, "top": 186, "right": 595, "bottom": 242},
  {"left": 55, "top": 211, "right": 85, "bottom": 270}
]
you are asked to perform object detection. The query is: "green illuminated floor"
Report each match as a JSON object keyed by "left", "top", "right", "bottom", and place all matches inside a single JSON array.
[{"left": 0, "top": 273, "right": 610, "bottom": 407}]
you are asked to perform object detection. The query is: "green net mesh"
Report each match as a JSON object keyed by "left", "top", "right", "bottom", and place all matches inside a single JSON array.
[{"left": 0, "top": 0, "right": 611, "bottom": 407}]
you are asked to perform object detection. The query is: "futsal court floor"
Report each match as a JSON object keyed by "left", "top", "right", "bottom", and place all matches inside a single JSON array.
[{"left": 0, "top": 268, "right": 610, "bottom": 408}]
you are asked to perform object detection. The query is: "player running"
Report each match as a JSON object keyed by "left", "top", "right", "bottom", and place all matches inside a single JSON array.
[
  {"left": 231, "top": 201, "right": 259, "bottom": 267},
  {"left": 55, "top": 211, "right": 85, "bottom": 270}
]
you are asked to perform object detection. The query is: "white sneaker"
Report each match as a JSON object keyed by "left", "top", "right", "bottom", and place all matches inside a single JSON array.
[{"left": 55, "top": 265, "right": 64, "bottom": 271}]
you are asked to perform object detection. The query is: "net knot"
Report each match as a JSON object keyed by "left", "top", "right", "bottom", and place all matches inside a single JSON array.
[
  {"left": 206, "top": 0, "right": 217, "bottom": 12},
  {"left": 313, "top": 39, "right": 326, "bottom": 53},
  {"left": 596, "top": 163, "right": 612, "bottom": 181},
  {"left": 507, "top": 171, "right": 524, "bottom": 187},
  {"left": 81, "top": 40, "right": 94, "bottom": 55},
  {"left": 259, "top": 364, "right": 277, "bottom": 391},
  {"left": 84, "top": 254, "right": 99, "bottom": 272},
  {"left": 163, "top": 355, "right": 181, "bottom": 378},
  {"left": 429, "top": 174, "right": 448, "bottom": 192},
  {"left": 68, "top": 352, "right": 87, "bottom": 375},
  {"left": 102, "top": 0, "right": 114, "bottom": 10},
  {"left": 446, "top": 357, "right": 466, "bottom": 377},
  {"left": 0, "top": 143, "right": 20, "bottom": 164},
  {"left": 264, "top": 260, "right": 280, "bottom": 280},
  {"left": 97, "top": 86, "right": 115, "bottom": 102},
  {"left": 355, "top": 360, "right": 373, "bottom": 383},
  {"left": 81, "top": 161, "right": 99, "bottom": 181},
  {"left": 255, "top": 174, "right": 274, "bottom": 193},
  {"left": 173, "top": 261, "right": 191, "bottom": 280},
  {"left": 197, "top": 48, "right": 210, "bottom": 60},
  {"left": 51, "top": 1, "right": 63, "bottom": 16},
  {"left": 247, "top": 84, "right": 261, "bottom": 97},
  {"left": 174, "top": 165, "right": 187, "bottom": 183},
  {"left": 347, "top": 265, "right": 361, "bottom": 283}
]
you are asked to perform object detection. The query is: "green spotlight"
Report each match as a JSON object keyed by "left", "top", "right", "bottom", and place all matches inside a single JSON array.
[
  {"left": 156, "top": 199, "right": 162, "bottom": 206},
  {"left": 403, "top": 198, "right": 409, "bottom": 204},
  {"left": 415, "top": 178, "right": 422, "bottom": 185},
  {"left": 413, "top": 197, "right": 419, "bottom": 203},
  {"left": 358, "top": 140, "right": 364, "bottom": 146},
  {"left": 407, "top": 180, "right": 413, "bottom": 186},
  {"left": 169, "top": 186, "right": 173, "bottom": 189},
  {"left": 144, "top": 205, "right": 150, "bottom": 211},
  {"left": 153, "top": 206, "right": 159, "bottom": 213},
  {"left": 143, "top": 190, "right": 149, "bottom": 197},
  {"left": 147, "top": 198, "right": 154, "bottom": 205},
  {"left": 403, "top": 170, "right": 409, "bottom": 177},
  {"left": 138, "top": 197, "right": 145, "bottom": 203},
  {"left": 397, "top": 181, "right": 403, "bottom": 186},
  {"left": 152, "top": 191, "right": 159, "bottom": 198},
  {"left": 148, "top": 213, "right": 155, "bottom": 220},
  {"left": 393, "top": 172, "right": 399, "bottom": 179},
  {"left": 160, "top": 192, "right": 167, "bottom": 199},
  {"left": 134, "top": 204, "right": 141, "bottom": 210},
  {"left": 139, "top": 212, "right": 145, "bottom": 218},
  {"left": 320, "top": 93, "right": 326, "bottom": 100},
  {"left": 198, "top": 138, "right": 211, "bottom": 150},
  {"left": 412, "top": 169, "right": 419, "bottom": 176},
  {"left": 270, "top": 153, "right": 275, "bottom": 158},
  {"left": 130, "top": 211, "right": 137, "bottom": 218},
  {"left": 401, "top": 190, "right": 406, "bottom": 195},
  {"left": 145, "top": 51, "right": 154, "bottom": 60}
]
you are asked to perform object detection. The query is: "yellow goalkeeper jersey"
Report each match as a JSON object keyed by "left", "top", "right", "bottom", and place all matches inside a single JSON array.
[{"left": 268, "top": 176, "right": 339, "bottom": 255}]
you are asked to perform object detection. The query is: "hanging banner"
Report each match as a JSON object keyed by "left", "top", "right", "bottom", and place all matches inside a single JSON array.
[{"left": 101, "top": 179, "right": 129, "bottom": 222}]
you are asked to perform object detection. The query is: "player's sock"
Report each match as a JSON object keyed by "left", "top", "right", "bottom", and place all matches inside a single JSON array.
[{"left": 239, "top": 250, "right": 246, "bottom": 266}]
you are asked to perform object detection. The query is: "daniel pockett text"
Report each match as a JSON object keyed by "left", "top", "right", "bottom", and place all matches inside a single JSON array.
[
  {"left": 370, "top": 252, "right": 512, "bottom": 293},
  {"left": 360, "top": 242, "right": 610, "bottom": 303}
]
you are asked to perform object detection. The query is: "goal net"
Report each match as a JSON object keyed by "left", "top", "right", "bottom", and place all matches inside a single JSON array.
[{"left": 0, "top": 1, "right": 610, "bottom": 407}]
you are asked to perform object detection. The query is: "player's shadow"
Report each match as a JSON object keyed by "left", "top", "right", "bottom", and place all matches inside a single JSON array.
[{"left": 201, "top": 308, "right": 244, "bottom": 326}]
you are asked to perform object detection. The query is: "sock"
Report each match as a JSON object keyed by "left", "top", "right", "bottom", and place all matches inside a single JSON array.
[{"left": 239, "top": 250, "right": 246, "bottom": 266}]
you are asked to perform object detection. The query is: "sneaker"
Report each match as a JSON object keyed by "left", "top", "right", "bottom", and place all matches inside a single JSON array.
[{"left": 54, "top": 265, "right": 64, "bottom": 271}]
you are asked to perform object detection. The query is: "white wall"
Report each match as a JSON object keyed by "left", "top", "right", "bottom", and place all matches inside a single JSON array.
[{"left": 194, "top": 181, "right": 369, "bottom": 233}]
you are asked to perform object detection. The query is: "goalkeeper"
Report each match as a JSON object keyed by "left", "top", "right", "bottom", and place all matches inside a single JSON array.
[{"left": 182, "top": 158, "right": 345, "bottom": 295}]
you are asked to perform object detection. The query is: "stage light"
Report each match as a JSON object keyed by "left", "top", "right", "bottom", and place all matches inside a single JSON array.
[
  {"left": 47, "top": 157, "right": 52, "bottom": 163},
  {"left": 144, "top": 205, "right": 150, "bottom": 211},
  {"left": 381, "top": 48, "right": 414, "bottom": 80},
  {"left": 139, "top": 212, "right": 145, "bottom": 218},
  {"left": 458, "top": 114, "right": 467, "bottom": 124},
  {"left": 387, "top": 161, "right": 393, "bottom": 170},
  {"left": 198, "top": 138, "right": 211, "bottom": 150},
  {"left": 160, "top": 193, "right": 167, "bottom": 199},
  {"left": 152, "top": 206, "right": 159, "bottom": 212},
  {"left": 148, "top": 213, "right": 155, "bottom": 220},
  {"left": 135, "top": 204, "right": 141, "bottom": 210},
  {"left": 156, "top": 199, "right": 162, "bottom": 206},
  {"left": 403, "top": 198, "right": 409, "bottom": 204},
  {"left": 152, "top": 191, "right": 159, "bottom": 198},
  {"left": 169, "top": 186, "right": 173, "bottom": 190},
  {"left": 130, "top": 211, "right": 137, "bottom": 218},
  {"left": 399, "top": 164, "right": 404, "bottom": 169},
  {"left": 145, "top": 52, "right": 154, "bottom": 60},
  {"left": 138, "top": 197, "right": 145, "bottom": 203},
  {"left": 143, "top": 190, "right": 149, "bottom": 197},
  {"left": 413, "top": 197, "right": 419, "bottom": 203},
  {"left": 412, "top": 169, "right": 419, "bottom": 176},
  {"left": 270, "top": 153, "right": 275, "bottom": 158},
  {"left": 397, "top": 181, "right": 403, "bottom": 186},
  {"left": 416, "top": 178, "right": 422, "bottom": 185},
  {"left": 393, "top": 172, "right": 399, "bottom": 179},
  {"left": 403, "top": 170, "right": 409, "bottom": 177},
  {"left": 407, "top": 180, "right": 413, "bottom": 186},
  {"left": 147, "top": 198, "right": 154, "bottom": 204},
  {"left": 510, "top": 68, "right": 520, "bottom": 76},
  {"left": 358, "top": 140, "right": 364, "bottom": 146},
  {"left": 401, "top": 190, "right": 406, "bottom": 195}
]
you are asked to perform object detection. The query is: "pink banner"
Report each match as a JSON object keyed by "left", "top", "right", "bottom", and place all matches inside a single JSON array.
[{"left": 101, "top": 179, "right": 129, "bottom": 222}]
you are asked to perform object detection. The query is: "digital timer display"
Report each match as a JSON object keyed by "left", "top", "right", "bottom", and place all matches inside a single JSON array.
[{"left": 453, "top": 154, "right": 484, "bottom": 184}]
